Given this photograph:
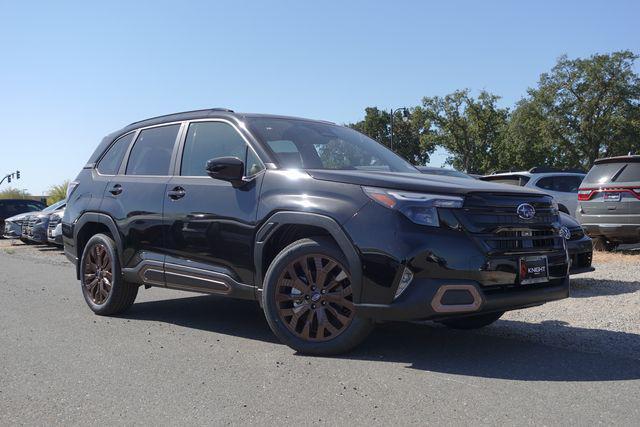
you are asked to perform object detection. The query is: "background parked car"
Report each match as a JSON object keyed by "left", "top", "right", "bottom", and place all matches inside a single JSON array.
[
  {"left": 47, "top": 208, "right": 65, "bottom": 246},
  {"left": 576, "top": 154, "right": 640, "bottom": 251},
  {"left": 0, "top": 199, "right": 47, "bottom": 237},
  {"left": 479, "top": 168, "right": 585, "bottom": 216},
  {"left": 415, "top": 166, "right": 475, "bottom": 179},
  {"left": 3, "top": 211, "right": 33, "bottom": 239},
  {"left": 21, "top": 199, "right": 66, "bottom": 244}
]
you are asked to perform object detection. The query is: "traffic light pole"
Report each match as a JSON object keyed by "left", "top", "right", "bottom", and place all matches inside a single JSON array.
[{"left": 0, "top": 170, "right": 21, "bottom": 186}]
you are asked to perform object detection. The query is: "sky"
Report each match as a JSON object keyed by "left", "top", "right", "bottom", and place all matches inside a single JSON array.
[{"left": 0, "top": 0, "right": 638, "bottom": 195}]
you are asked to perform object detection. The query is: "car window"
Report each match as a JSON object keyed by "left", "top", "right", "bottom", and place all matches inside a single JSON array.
[
  {"left": 247, "top": 117, "right": 418, "bottom": 173},
  {"left": 583, "top": 162, "right": 636, "bottom": 184},
  {"left": 97, "top": 132, "right": 135, "bottom": 175},
  {"left": 181, "top": 122, "right": 258, "bottom": 176},
  {"left": 617, "top": 163, "right": 640, "bottom": 182},
  {"left": 0, "top": 200, "right": 44, "bottom": 217},
  {"left": 536, "top": 176, "right": 583, "bottom": 193},
  {"left": 126, "top": 125, "right": 180, "bottom": 176}
]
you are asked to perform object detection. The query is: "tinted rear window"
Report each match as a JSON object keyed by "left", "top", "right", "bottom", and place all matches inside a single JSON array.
[
  {"left": 98, "top": 132, "right": 135, "bottom": 175},
  {"left": 126, "top": 125, "right": 180, "bottom": 176},
  {"left": 584, "top": 162, "right": 640, "bottom": 184}
]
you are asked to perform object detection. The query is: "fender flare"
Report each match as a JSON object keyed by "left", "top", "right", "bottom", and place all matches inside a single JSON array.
[
  {"left": 253, "top": 211, "right": 362, "bottom": 302},
  {"left": 73, "top": 212, "right": 123, "bottom": 278}
]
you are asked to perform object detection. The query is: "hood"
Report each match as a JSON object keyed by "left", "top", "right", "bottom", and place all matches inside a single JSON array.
[
  {"left": 305, "top": 170, "right": 547, "bottom": 196},
  {"left": 5, "top": 212, "right": 33, "bottom": 222}
]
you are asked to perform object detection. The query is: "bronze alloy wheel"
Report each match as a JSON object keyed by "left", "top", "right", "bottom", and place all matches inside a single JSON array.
[
  {"left": 276, "top": 254, "right": 355, "bottom": 341},
  {"left": 83, "top": 243, "right": 113, "bottom": 305}
]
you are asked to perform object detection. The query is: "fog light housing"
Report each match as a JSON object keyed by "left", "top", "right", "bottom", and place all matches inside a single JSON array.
[{"left": 394, "top": 267, "right": 414, "bottom": 299}]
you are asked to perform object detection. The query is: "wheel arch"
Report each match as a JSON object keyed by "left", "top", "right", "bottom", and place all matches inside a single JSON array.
[
  {"left": 73, "top": 212, "right": 122, "bottom": 279},
  {"left": 254, "top": 211, "right": 362, "bottom": 303}
]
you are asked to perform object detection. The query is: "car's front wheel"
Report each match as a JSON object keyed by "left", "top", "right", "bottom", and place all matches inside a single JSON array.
[
  {"left": 80, "top": 233, "right": 138, "bottom": 315},
  {"left": 262, "top": 237, "right": 373, "bottom": 355}
]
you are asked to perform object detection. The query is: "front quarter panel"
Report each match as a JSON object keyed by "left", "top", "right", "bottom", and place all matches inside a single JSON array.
[{"left": 257, "top": 170, "right": 368, "bottom": 225}]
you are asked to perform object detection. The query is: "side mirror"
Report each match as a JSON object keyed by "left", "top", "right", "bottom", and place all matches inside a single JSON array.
[{"left": 206, "top": 157, "right": 245, "bottom": 185}]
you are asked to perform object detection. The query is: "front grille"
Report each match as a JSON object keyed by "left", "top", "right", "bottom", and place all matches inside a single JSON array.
[
  {"left": 48, "top": 216, "right": 61, "bottom": 230},
  {"left": 457, "top": 193, "right": 563, "bottom": 253}
]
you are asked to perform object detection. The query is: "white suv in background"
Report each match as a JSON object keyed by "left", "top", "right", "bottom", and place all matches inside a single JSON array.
[{"left": 480, "top": 168, "right": 586, "bottom": 217}]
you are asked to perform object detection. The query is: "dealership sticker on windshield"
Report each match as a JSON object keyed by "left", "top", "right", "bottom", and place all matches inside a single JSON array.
[{"left": 519, "top": 256, "right": 549, "bottom": 285}]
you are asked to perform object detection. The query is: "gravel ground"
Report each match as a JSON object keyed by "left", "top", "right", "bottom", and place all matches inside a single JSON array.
[{"left": 1, "top": 239, "right": 639, "bottom": 425}]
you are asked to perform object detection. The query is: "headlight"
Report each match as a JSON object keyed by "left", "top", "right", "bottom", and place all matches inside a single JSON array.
[{"left": 362, "top": 186, "right": 464, "bottom": 227}]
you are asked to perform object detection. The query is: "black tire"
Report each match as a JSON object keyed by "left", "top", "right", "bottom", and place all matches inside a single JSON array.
[
  {"left": 439, "top": 311, "right": 504, "bottom": 330},
  {"left": 80, "top": 233, "right": 138, "bottom": 315},
  {"left": 262, "top": 237, "right": 373, "bottom": 355},
  {"left": 593, "top": 237, "right": 617, "bottom": 252}
]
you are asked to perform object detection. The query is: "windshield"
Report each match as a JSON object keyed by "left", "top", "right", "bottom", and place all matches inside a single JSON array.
[
  {"left": 43, "top": 199, "right": 66, "bottom": 213},
  {"left": 480, "top": 175, "right": 530, "bottom": 186},
  {"left": 246, "top": 117, "right": 419, "bottom": 173}
]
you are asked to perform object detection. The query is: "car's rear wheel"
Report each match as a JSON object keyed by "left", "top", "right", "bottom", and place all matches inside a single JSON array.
[
  {"left": 262, "top": 237, "right": 373, "bottom": 355},
  {"left": 80, "top": 233, "right": 138, "bottom": 315},
  {"left": 439, "top": 311, "right": 504, "bottom": 330}
]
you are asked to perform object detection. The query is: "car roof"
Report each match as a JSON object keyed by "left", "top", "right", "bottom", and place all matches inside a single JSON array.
[
  {"left": 121, "top": 108, "right": 336, "bottom": 133},
  {"left": 594, "top": 155, "right": 640, "bottom": 165}
]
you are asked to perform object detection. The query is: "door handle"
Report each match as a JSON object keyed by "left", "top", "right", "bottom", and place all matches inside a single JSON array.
[
  {"left": 168, "top": 186, "right": 186, "bottom": 200},
  {"left": 109, "top": 184, "right": 123, "bottom": 195}
]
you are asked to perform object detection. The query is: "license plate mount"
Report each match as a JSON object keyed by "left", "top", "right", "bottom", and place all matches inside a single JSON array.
[
  {"left": 519, "top": 256, "right": 549, "bottom": 285},
  {"left": 604, "top": 192, "right": 621, "bottom": 202}
]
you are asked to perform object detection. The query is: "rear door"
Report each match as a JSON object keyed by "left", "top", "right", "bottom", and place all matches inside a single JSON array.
[
  {"left": 534, "top": 175, "right": 584, "bottom": 216},
  {"left": 100, "top": 123, "right": 183, "bottom": 274},
  {"left": 162, "top": 119, "right": 265, "bottom": 292},
  {"left": 579, "top": 161, "right": 640, "bottom": 220}
]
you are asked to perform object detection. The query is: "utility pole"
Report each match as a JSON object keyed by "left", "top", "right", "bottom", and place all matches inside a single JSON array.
[{"left": 389, "top": 107, "right": 410, "bottom": 152}]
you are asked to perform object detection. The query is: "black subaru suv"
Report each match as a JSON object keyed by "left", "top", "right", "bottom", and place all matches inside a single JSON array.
[{"left": 63, "top": 109, "right": 570, "bottom": 354}]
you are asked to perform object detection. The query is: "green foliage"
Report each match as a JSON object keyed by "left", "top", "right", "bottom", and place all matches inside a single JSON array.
[
  {"left": 350, "top": 50, "right": 639, "bottom": 174},
  {"left": 349, "top": 107, "right": 436, "bottom": 165},
  {"left": 0, "top": 187, "right": 30, "bottom": 199},
  {"left": 47, "top": 180, "right": 69, "bottom": 204},
  {"left": 421, "top": 90, "right": 509, "bottom": 174}
]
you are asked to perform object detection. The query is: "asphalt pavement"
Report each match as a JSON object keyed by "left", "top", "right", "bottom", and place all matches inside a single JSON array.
[{"left": 1, "top": 244, "right": 639, "bottom": 426}]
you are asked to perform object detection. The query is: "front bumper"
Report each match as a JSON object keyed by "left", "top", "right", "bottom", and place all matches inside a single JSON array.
[
  {"left": 567, "top": 237, "right": 594, "bottom": 275},
  {"left": 3, "top": 222, "right": 22, "bottom": 239},
  {"left": 355, "top": 277, "right": 570, "bottom": 321}
]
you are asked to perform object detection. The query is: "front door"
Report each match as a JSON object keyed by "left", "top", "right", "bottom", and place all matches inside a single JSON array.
[{"left": 162, "top": 120, "right": 265, "bottom": 295}]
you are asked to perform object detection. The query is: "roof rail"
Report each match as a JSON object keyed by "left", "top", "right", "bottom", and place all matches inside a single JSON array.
[{"left": 127, "top": 107, "right": 235, "bottom": 127}]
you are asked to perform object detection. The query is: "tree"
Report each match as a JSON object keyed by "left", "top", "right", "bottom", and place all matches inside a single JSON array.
[
  {"left": 507, "top": 51, "right": 640, "bottom": 169},
  {"left": 48, "top": 180, "right": 69, "bottom": 204},
  {"left": 349, "top": 107, "right": 436, "bottom": 165},
  {"left": 420, "top": 90, "right": 509, "bottom": 174},
  {"left": 0, "top": 187, "right": 30, "bottom": 199}
]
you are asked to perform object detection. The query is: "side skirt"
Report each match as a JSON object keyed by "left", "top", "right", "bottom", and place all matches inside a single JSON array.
[{"left": 123, "top": 260, "right": 255, "bottom": 300}]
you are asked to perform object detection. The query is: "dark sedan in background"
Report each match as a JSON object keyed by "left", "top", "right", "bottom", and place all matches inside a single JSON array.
[
  {"left": 1, "top": 199, "right": 47, "bottom": 238},
  {"left": 417, "top": 166, "right": 593, "bottom": 275}
]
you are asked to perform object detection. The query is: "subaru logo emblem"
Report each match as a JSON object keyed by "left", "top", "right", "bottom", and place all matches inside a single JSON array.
[{"left": 516, "top": 203, "right": 536, "bottom": 220}]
